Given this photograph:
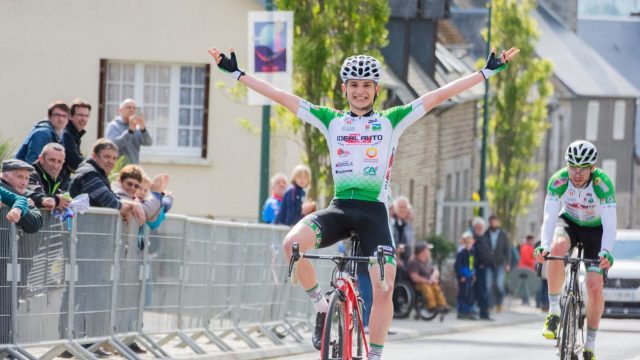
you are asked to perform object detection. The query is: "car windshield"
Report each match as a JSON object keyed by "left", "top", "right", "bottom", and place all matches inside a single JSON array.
[{"left": 611, "top": 240, "right": 640, "bottom": 261}]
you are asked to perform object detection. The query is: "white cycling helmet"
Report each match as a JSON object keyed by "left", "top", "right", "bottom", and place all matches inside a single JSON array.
[
  {"left": 565, "top": 140, "right": 598, "bottom": 166},
  {"left": 340, "top": 55, "right": 382, "bottom": 83}
]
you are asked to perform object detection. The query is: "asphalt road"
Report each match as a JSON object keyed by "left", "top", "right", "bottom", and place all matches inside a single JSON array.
[{"left": 272, "top": 318, "right": 640, "bottom": 360}]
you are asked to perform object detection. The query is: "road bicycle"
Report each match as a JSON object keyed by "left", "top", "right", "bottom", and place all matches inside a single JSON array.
[
  {"left": 539, "top": 243, "right": 606, "bottom": 360},
  {"left": 288, "top": 231, "right": 387, "bottom": 360}
]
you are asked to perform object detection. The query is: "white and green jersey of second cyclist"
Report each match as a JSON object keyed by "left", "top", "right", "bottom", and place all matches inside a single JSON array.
[
  {"left": 296, "top": 98, "right": 426, "bottom": 207},
  {"left": 540, "top": 168, "right": 617, "bottom": 252}
]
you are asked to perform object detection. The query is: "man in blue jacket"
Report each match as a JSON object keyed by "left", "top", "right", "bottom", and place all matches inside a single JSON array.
[{"left": 16, "top": 101, "right": 69, "bottom": 163}]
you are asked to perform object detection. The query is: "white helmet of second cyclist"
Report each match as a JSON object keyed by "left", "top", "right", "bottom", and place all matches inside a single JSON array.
[
  {"left": 340, "top": 55, "right": 382, "bottom": 83},
  {"left": 565, "top": 140, "right": 598, "bottom": 166}
]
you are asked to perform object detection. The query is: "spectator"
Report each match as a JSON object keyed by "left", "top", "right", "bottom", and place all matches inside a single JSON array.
[
  {"left": 68, "top": 139, "right": 132, "bottom": 216},
  {"left": 262, "top": 172, "right": 288, "bottom": 223},
  {"left": 391, "top": 196, "right": 415, "bottom": 267},
  {"left": 471, "top": 216, "right": 492, "bottom": 320},
  {"left": 0, "top": 186, "right": 28, "bottom": 224},
  {"left": 60, "top": 98, "right": 91, "bottom": 187},
  {"left": 408, "top": 242, "right": 450, "bottom": 313},
  {"left": 16, "top": 100, "right": 69, "bottom": 164},
  {"left": 105, "top": 99, "right": 152, "bottom": 164},
  {"left": 137, "top": 174, "right": 173, "bottom": 229},
  {"left": 0, "top": 160, "right": 43, "bottom": 233},
  {"left": 112, "top": 164, "right": 165, "bottom": 224},
  {"left": 29, "top": 143, "right": 71, "bottom": 210},
  {"left": 518, "top": 235, "right": 536, "bottom": 271},
  {"left": 455, "top": 231, "right": 476, "bottom": 320},
  {"left": 275, "top": 165, "right": 312, "bottom": 226},
  {"left": 535, "top": 239, "right": 550, "bottom": 312},
  {"left": 484, "top": 214, "right": 512, "bottom": 313}
]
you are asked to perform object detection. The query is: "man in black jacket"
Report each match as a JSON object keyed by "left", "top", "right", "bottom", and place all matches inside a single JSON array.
[
  {"left": 484, "top": 214, "right": 512, "bottom": 312},
  {"left": 471, "top": 216, "right": 493, "bottom": 320},
  {"left": 29, "top": 143, "right": 71, "bottom": 210},
  {"left": 60, "top": 99, "right": 90, "bottom": 190},
  {"left": 0, "top": 160, "right": 43, "bottom": 233},
  {"left": 69, "top": 139, "right": 132, "bottom": 214}
]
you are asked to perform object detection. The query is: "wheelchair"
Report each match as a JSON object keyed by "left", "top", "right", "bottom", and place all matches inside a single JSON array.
[{"left": 392, "top": 267, "right": 444, "bottom": 322}]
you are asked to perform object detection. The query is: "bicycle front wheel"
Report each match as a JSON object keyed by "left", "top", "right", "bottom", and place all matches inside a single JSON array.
[
  {"left": 321, "top": 291, "right": 346, "bottom": 360},
  {"left": 559, "top": 295, "right": 579, "bottom": 360}
]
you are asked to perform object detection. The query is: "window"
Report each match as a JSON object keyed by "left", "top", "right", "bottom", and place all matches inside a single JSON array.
[
  {"left": 99, "top": 60, "right": 210, "bottom": 159},
  {"left": 585, "top": 100, "right": 599, "bottom": 141},
  {"left": 602, "top": 159, "right": 617, "bottom": 186},
  {"left": 613, "top": 100, "right": 625, "bottom": 140}
]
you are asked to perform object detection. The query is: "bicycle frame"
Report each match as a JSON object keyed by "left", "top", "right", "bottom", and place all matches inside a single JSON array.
[
  {"left": 288, "top": 231, "right": 386, "bottom": 360},
  {"left": 544, "top": 244, "right": 604, "bottom": 360}
]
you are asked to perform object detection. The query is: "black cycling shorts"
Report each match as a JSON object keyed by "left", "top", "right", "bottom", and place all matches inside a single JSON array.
[
  {"left": 555, "top": 214, "right": 602, "bottom": 260},
  {"left": 302, "top": 199, "right": 395, "bottom": 259}
]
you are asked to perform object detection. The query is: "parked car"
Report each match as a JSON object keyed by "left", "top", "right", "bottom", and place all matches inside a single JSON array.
[{"left": 603, "top": 229, "right": 640, "bottom": 318}]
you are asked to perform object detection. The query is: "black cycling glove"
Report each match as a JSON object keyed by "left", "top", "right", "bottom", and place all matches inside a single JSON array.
[
  {"left": 480, "top": 50, "right": 508, "bottom": 80},
  {"left": 218, "top": 51, "right": 246, "bottom": 80}
]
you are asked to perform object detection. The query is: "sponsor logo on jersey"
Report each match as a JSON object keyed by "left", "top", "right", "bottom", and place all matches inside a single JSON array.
[
  {"left": 363, "top": 166, "right": 378, "bottom": 176},
  {"left": 365, "top": 148, "right": 378, "bottom": 158},
  {"left": 552, "top": 177, "right": 568, "bottom": 189},
  {"left": 364, "top": 147, "right": 379, "bottom": 163},
  {"left": 336, "top": 134, "right": 383, "bottom": 145},
  {"left": 337, "top": 148, "right": 351, "bottom": 157},
  {"left": 335, "top": 161, "right": 353, "bottom": 168},
  {"left": 569, "top": 190, "right": 575, "bottom": 196},
  {"left": 368, "top": 119, "right": 378, "bottom": 124},
  {"left": 364, "top": 123, "right": 382, "bottom": 132},
  {"left": 343, "top": 118, "right": 353, "bottom": 125},
  {"left": 342, "top": 126, "right": 356, "bottom": 131},
  {"left": 385, "top": 149, "right": 395, "bottom": 181},
  {"left": 335, "top": 169, "right": 353, "bottom": 174}
]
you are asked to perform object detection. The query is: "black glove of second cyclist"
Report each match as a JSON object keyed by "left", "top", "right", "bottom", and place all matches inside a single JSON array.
[{"left": 218, "top": 51, "right": 246, "bottom": 80}]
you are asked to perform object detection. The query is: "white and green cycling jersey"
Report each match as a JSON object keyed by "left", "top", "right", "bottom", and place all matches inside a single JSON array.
[
  {"left": 296, "top": 98, "right": 426, "bottom": 206},
  {"left": 540, "top": 168, "right": 617, "bottom": 251}
]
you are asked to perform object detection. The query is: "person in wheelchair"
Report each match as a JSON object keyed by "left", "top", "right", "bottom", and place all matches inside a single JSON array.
[{"left": 408, "top": 242, "right": 450, "bottom": 313}]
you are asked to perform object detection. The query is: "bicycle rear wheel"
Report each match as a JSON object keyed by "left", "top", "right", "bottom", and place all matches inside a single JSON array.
[
  {"left": 559, "top": 295, "right": 579, "bottom": 360},
  {"left": 321, "top": 291, "right": 346, "bottom": 360}
]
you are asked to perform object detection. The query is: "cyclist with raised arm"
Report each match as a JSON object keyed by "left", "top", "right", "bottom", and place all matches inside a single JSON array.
[
  {"left": 208, "top": 46, "right": 518, "bottom": 360},
  {"left": 535, "top": 140, "right": 616, "bottom": 360}
]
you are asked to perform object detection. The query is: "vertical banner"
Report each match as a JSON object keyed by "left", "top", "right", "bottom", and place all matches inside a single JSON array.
[{"left": 248, "top": 11, "right": 294, "bottom": 106}]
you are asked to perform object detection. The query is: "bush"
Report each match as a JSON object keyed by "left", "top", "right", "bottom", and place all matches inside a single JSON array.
[{"left": 424, "top": 234, "right": 457, "bottom": 270}]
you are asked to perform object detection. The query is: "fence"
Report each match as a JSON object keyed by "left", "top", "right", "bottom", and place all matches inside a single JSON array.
[{"left": 0, "top": 208, "right": 330, "bottom": 359}]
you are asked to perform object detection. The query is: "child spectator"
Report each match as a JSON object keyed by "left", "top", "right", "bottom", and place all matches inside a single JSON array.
[
  {"left": 275, "top": 165, "right": 313, "bottom": 226},
  {"left": 455, "top": 231, "right": 476, "bottom": 320},
  {"left": 137, "top": 174, "right": 173, "bottom": 229},
  {"left": 262, "top": 172, "right": 287, "bottom": 223}
]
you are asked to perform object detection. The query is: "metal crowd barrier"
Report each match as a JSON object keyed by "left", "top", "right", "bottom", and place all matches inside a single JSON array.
[{"left": 0, "top": 208, "right": 326, "bottom": 359}]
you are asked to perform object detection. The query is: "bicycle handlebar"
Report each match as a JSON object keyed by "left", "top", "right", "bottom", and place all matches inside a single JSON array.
[
  {"left": 287, "top": 242, "right": 387, "bottom": 284},
  {"left": 536, "top": 254, "right": 607, "bottom": 281}
]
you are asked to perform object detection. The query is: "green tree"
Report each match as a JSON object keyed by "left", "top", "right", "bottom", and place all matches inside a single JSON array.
[
  {"left": 274, "top": 0, "right": 390, "bottom": 202},
  {"left": 484, "top": 0, "right": 553, "bottom": 237}
]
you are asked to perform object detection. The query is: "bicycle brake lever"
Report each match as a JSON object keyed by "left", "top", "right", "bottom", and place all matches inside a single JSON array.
[
  {"left": 376, "top": 246, "right": 388, "bottom": 291},
  {"left": 288, "top": 243, "right": 300, "bottom": 278}
]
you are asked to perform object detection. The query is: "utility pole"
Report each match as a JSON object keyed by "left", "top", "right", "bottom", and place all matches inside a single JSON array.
[
  {"left": 479, "top": 0, "right": 492, "bottom": 217},
  {"left": 258, "top": 0, "right": 274, "bottom": 221}
]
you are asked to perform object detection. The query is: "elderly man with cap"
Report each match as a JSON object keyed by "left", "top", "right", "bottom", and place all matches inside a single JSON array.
[
  {"left": 28, "top": 143, "right": 72, "bottom": 210},
  {"left": 0, "top": 159, "right": 43, "bottom": 233},
  {"left": 408, "top": 241, "right": 450, "bottom": 314}
]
